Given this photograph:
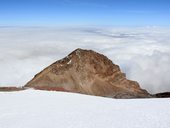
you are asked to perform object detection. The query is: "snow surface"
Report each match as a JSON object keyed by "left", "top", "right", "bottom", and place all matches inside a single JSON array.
[{"left": 0, "top": 90, "right": 170, "bottom": 128}]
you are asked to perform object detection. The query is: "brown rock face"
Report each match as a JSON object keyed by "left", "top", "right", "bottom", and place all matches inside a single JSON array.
[{"left": 25, "top": 48, "right": 151, "bottom": 98}]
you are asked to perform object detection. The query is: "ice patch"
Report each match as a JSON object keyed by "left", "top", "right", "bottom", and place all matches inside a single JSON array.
[{"left": 67, "top": 60, "right": 72, "bottom": 64}]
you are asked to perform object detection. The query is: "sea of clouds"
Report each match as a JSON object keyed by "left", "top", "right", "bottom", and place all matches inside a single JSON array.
[{"left": 0, "top": 26, "right": 170, "bottom": 94}]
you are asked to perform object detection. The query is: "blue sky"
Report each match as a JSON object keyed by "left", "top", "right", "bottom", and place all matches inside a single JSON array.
[{"left": 0, "top": 0, "right": 170, "bottom": 26}]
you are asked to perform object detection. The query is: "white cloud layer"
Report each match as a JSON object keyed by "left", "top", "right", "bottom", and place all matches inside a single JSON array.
[{"left": 0, "top": 26, "right": 170, "bottom": 94}]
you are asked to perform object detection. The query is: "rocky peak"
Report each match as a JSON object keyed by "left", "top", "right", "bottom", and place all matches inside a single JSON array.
[{"left": 25, "top": 48, "right": 151, "bottom": 98}]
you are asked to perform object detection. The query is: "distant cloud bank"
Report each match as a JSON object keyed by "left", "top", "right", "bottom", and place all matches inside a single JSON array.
[{"left": 0, "top": 26, "right": 170, "bottom": 93}]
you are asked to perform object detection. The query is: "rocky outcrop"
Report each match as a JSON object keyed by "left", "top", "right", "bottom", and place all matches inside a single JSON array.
[
  {"left": 25, "top": 48, "right": 151, "bottom": 98},
  {"left": 0, "top": 87, "right": 25, "bottom": 91},
  {"left": 154, "top": 92, "right": 170, "bottom": 98}
]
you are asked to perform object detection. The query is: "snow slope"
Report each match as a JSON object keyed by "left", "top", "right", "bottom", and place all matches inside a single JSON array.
[{"left": 0, "top": 90, "right": 170, "bottom": 128}]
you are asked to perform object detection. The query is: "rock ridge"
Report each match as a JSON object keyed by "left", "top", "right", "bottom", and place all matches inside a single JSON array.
[{"left": 25, "top": 48, "right": 151, "bottom": 98}]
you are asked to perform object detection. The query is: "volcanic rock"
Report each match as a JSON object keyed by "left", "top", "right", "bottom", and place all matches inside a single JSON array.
[
  {"left": 154, "top": 92, "right": 170, "bottom": 98},
  {"left": 25, "top": 48, "right": 151, "bottom": 98},
  {"left": 0, "top": 87, "right": 25, "bottom": 91}
]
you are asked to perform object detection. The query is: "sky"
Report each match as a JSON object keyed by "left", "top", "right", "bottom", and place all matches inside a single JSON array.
[
  {"left": 0, "top": 0, "right": 170, "bottom": 26},
  {"left": 0, "top": 1, "right": 170, "bottom": 93}
]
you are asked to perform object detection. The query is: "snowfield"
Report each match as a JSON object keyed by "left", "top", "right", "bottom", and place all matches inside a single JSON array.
[{"left": 0, "top": 90, "right": 170, "bottom": 128}]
